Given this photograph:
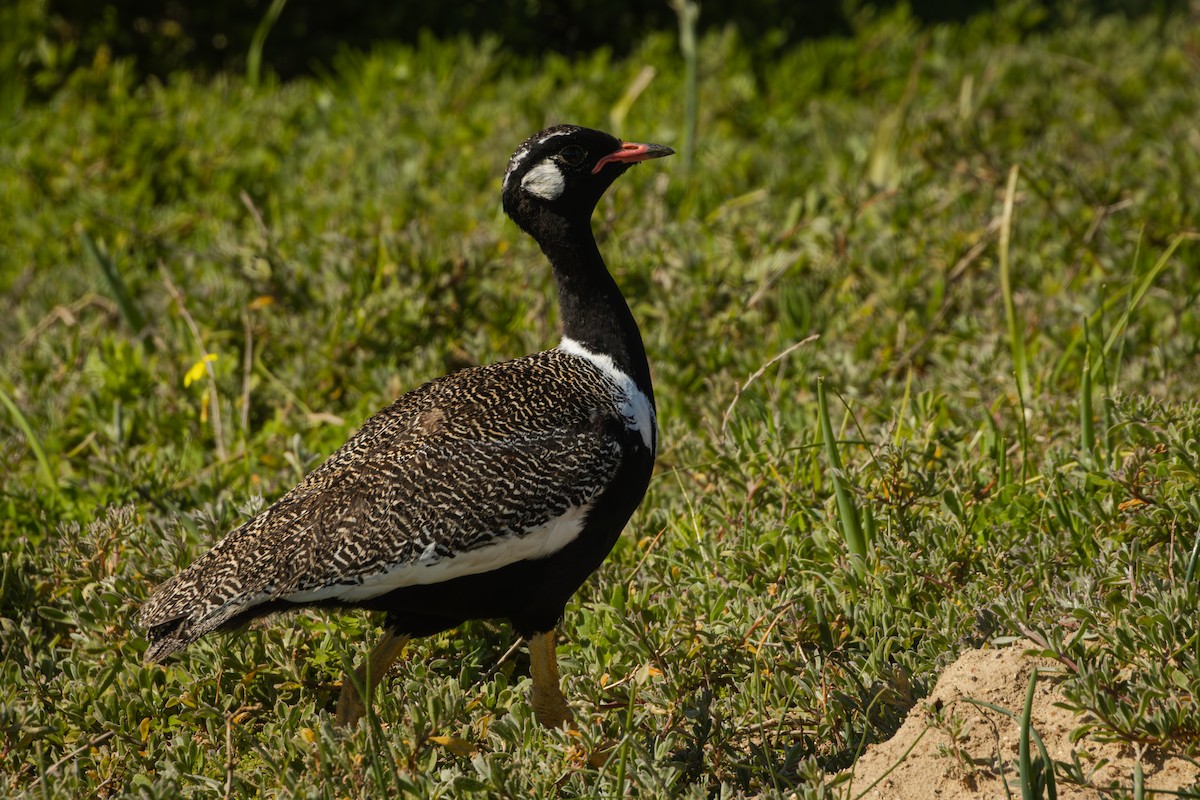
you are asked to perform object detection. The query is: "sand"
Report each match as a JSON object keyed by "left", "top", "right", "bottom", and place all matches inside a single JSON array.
[{"left": 836, "top": 642, "right": 1200, "bottom": 799}]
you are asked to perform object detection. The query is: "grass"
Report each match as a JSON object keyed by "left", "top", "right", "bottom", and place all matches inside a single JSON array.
[
  {"left": 960, "top": 671, "right": 1058, "bottom": 799},
  {"left": 2, "top": 4, "right": 1200, "bottom": 797}
]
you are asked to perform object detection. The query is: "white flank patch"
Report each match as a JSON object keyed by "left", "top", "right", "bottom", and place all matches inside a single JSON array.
[
  {"left": 521, "top": 160, "right": 566, "bottom": 201},
  {"left": 282, "top": 502, "right": 592, "bottom": 603},
  {"left": 558, "top": 336, "right": 656, "bottom": 452}
]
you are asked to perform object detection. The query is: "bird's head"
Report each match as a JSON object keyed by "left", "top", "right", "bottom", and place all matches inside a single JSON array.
[{"left": 502, "top": 125, "right": 674, "bottom": 235}]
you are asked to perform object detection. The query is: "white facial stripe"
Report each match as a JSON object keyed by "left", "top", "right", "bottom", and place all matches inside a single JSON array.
[
  {"left": 504, "top": 128, "right": 577, "bottom": 191},
  {"left": 558, "top": 337, "right": 656, "bottom": 452},
  {"left": 504, "top": 147, "right": 533, "bottom": 190},
  {"left": 282, "top": 503, "right": 592, "bottom": 603},
  {"left": 521, "top": 160, "right": 565, "bottom": 200},
  {"left": 536, "top": 129, "right": 573, "bottom": 144}
]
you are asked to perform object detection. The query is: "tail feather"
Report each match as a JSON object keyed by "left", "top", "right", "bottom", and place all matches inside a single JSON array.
[
  {"left": 140, "top": 595, "right": 267, "bottom": 662},
  {"left": 138, "top": 565, "right": 267, "bottom": 662},
  {"left": 142, "top": 614, "right": 194, "bottom": 663},
  {"left": 138, "top": 488, "right": 325, "bottom": 661}
]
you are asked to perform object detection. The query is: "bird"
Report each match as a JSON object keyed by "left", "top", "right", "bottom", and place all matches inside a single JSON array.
[{"left": 138, "top": 124, "right": 673, "bottom": 730}]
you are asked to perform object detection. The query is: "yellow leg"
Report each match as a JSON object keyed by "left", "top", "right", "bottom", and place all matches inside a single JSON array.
[
  {"left": 335, "top": 628, "right": 410, "bottom": 727},
  {"left": 528, "top": 629, "right": 573, "bottom": 729}
]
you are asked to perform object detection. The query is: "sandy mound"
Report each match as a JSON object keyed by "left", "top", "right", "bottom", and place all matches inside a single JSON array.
[{"left": 838, "top": 641, "right": 1199, "bottom": 799}]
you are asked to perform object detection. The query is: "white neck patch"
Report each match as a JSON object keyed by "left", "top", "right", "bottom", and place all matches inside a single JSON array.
[
  {"left": 559, "top": 336, "right": 656, "bottom": 452},
  {"left": 521, "top": 160, "right": 565, "bottom": 201}
]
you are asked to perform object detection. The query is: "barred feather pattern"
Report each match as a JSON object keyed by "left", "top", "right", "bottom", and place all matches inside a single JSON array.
[{"left": 138, "top": 347, "right": 641, "bottom": 662}]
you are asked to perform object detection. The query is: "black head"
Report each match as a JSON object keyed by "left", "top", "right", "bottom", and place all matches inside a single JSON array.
[{"left": 502, "top": 124, "right": 674, "bottom": 236}]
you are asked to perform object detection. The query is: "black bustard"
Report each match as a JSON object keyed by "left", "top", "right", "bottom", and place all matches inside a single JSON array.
[{"left": 139, "top": 125, "right": 673, "bottom": 730}]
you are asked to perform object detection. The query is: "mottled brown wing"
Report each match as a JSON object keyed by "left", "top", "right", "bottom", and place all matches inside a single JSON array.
[{"left": 138, "top": 350, "right": 624, "bottom": 661}]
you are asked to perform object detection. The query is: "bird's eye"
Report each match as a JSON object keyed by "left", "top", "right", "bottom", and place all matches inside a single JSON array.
[{"left": 559, "top": 145, "right": 586, "bottom": 166}]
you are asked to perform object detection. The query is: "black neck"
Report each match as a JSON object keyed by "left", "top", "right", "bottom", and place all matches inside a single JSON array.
[{"left": 536, "top": 216, "right": 654, "bottom": 402}]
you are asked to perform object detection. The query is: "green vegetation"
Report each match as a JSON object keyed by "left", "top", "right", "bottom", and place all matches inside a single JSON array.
[{"left": 3, "top": 4, "right": 1200, "bottom": 797}]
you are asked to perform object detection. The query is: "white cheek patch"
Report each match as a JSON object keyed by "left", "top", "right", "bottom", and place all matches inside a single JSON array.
[
  {"left": 521, "top": 160, "right": 565, "bottom": 201},
  {"left": 504, "top": 128, "right": 578, "bottom": 193}
]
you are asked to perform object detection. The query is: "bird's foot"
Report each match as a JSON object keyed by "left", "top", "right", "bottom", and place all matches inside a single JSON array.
[
  {"left": 335, "top": 682, "right": 368, "bottom": 728},
  {"left": 531, "top": 682, "right": 574, "bottom": 730},
  {"left": 527, "top": 629, "right": 575, "bottom": 730},
  {"left": 581, "top": 738, "right": 617, "bottom": 769},
  {"left": 334, "top": 628, "right": 410, "bottom": 728}
]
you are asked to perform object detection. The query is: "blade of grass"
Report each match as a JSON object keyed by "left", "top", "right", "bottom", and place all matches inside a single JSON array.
[
  {"left": 893, "top": 365, "right": 914, "bottom": 448},
  {"left": 1019, "top": 667, "right": 1037, "bottom": 800},
  {"left": 1103, "top": 232, "right": 1187, "bottom": 360},
  {"left": 1080, "top": 321, "right": 1094, "bottom": 461},
  {"left": 850, "top": 726, "right": 930, "bottom": 800},
  {"left": 247, "top": 0, "right": 288, "bottom": 88},
  {"left": 818, "top": 377, "right": 866, "bottom": 559},
  {"left": 1047, "top": 228, "right": 1198, "bottom": 387},
  {"left": 611, "top": 681, "right": 637, "bottom": 793},
  {"left": 721, "top": 335, "right": 819, "bottom": 438},
  {"left": 999, "top": 165, "right": 1029, "bottom": 400},
  {"left": 868, "top": 36, "right": 925, "bottom": 188},
  {"left": 1093, "top": 282, "right": 1116, "bottom": 470},
  {"left": 984, "top": 408, "right": 1009, "bottom": 493},
  {"left": 609, "top": 65, "right": 656, "bottom": 131},
  {"left": 1015, "top": 369, "right": 1030, "bottom": 484},
  {"left": 0, "top": 385, "right": 60, "bottom": 499},
  {"left": 668, "top": 0, "right": 698, "bottom": 176},
  {"left": 962, "top": 671, "right": 1057, "bottom": 800},
  {"left": 80, "top": 228, "right": 147, "bottom": 335},
  {"left": 1185, "top": 520, "right": 1200, "bottom": 585}
]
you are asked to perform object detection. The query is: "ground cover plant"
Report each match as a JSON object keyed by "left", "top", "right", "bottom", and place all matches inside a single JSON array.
[{"left": 2, "top": 3, "right": 1200, "bottom": 797}]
